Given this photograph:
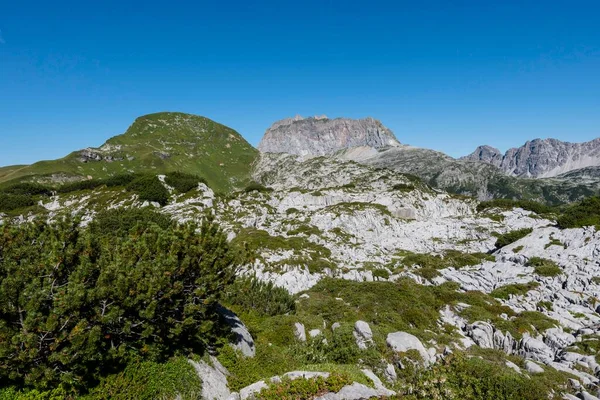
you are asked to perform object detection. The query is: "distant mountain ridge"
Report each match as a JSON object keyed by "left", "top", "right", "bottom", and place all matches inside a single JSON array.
[
  {"left": 258, "top": 116, "right": 401, "bottom": 156},
  {"left": 256, "top": 116, "right": 600, "bottom": 203},
  {"left": 462, "top": 138, "right": 600, "bottom": 178}
]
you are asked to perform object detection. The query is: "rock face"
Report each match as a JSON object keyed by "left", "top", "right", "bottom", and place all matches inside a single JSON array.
[
  {"left": 463, "top": 138, "right": 600, "bottom": 178},
  {"left": 258, "top": 116, "right": 401, "bottom": 156}
]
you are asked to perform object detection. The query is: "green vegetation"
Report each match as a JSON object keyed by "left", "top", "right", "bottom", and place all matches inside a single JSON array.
[
  {"left": 224, "top": 276, "right": 296, "bottom": 317},
  {"left": 243, "top": 181, "right": 273, "bottom": 193},
  {"left": 89, "top": 207, "right": 173, "bottom": 237},
  {"left": 0, "top": 211, "right": 241, "bottom": 394},
  {"left": 494, "top": 228, "right": 532, "bottom": 249},
  {"left": 556, "top": 196, "right": 600, "bottom": 229},
  {"left": 83, "top": 357, "right": 201, "bottom": 400},
  {"left": 256, "top": 373, "right": 351, "bottom": 400},
  {"left": 231, "top": 228, "right": 332, "bottom": 273},
  {"left": 527, "top": 257, "right": 562, "bottom": 277},
  {"left": 491, "top": 282, "right": 540, "bottom": 300},
  {"left": 0, "top": 113, "right": 258, "bottom": 193},
  {"left": 400, "top": 250, "right": 494, "bottom": 272},
  {"left": 392, "top": 183, "right": 415, "bottom": 192},
  {"left": 126, "top": 174, "right": 170, "bottom": 205},
  {"left": 0, "top": 193, "right": 35, "bottom": 212},
  {"left": 164, "top": 171, "right": 206, "bottom": 193},
  {"left": 397, "top": 352, "right": 570, "bottom": 400},
  {"left": 477, "top": 198, "right": 555, "bottom": 215}
]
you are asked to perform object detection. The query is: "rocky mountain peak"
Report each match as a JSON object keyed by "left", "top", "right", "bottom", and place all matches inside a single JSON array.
[
  {"left": 463, "top": 137, "right": 600, "bottom": 178},
  {"left": 258, "top": 116, "right": 401, "bottom": 156},
  {"left": 462, "top": 145, "right": 503, "bottom": 167}
]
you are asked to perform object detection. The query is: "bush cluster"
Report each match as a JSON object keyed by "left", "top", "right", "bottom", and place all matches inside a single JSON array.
[
  {"left": 164, "top": 172, "right": 206, "bottom": 194},
  {"left": 243, "top": 181, "right": 273, "bottom": 193},
  {"left": 224, "top": 276, "right": 296, "bottom": 317},
  {"left": 490, "top": 282, "right": 540, "bottom": 300},
  {"left": 256, "top": 373, "right": 351, "bottom": 400},
  {"left": 494, "top": 228, "right": 533, "bottom": 249},
  {"left": 0, "top": 210, "right": 241, "bottom": 392},
  {"left": 126, "top": 175, "right": 170, "bottom": 205},
  {"left": 556, "top": 196, "right": 600, "bottom": 229},
  {"left": 477, "top": 198, "right": 555, "bottom": 215},
  {"left": 527, "top": 257, "right": 562, "bottom": 277}
]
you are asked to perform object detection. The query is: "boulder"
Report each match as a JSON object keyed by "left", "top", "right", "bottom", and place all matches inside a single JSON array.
[
  {"left": 217, "top": 305, "right": 255, "bottom": 358},
  {"left": 466, "top": 321, "right": 495, "bottom": 348},
  {"left": 189, "top": 357, "right": 231, "bottom": 400},
  {"left": 353, "top": 320, "right": 373, "bottom": 350},
  {"left": 519, "top": 336, "right": 554, "bottom": 364},
  {"left": 524, "top": 360, "right": 545, "bottom": 374},
  {"left": 294, "top": 322, "right": 307, "bottom": 342},
  {"left": 386, "top": 331, "right": 431, "bottom": 365},
  {"left": 544, "top": 328, "right": 576, "bottom": 352},
  {"left": 309, "top": 329, "right": 322, "bottom": 338}
]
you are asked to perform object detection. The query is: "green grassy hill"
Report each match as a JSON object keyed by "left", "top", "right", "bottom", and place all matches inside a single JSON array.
[{"left": 0, "top": 112, "right": 258, "bottom": 192}]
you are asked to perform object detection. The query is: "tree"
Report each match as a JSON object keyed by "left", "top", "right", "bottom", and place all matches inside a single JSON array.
[{"left": 0, "top": 213, "right": 241, "bottom": 391}]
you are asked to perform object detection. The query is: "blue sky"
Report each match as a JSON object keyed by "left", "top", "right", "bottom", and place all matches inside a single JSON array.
[{"left": 1, "top": 0, "right": 599, "bottom": 166}]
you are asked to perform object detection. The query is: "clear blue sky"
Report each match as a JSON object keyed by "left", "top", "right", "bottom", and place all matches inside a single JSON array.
[{"left": 1, "top": 0, "right": 599, "bottom": 166}]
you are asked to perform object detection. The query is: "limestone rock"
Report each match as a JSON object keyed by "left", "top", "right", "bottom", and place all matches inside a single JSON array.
[
  {"left": 386, "top": 332, "right": 431, "bottom": 365},
  {"left": 294, "top": 322, "right": 307, "bottom": 342},
  {"left": 188, "top": 357, "right": 231, "bottom": 400},
  {"left": 353, "top": 320, "right": 373, "bottom": 350},
  {"left": 217, "top": 305, "right": 255, "bottom": 358},
  {"left": 258, "top": 116, "right": 400, "bottom": 156},
  {"left": 524, "top": 360, "right": 545, "bottom": 374}
]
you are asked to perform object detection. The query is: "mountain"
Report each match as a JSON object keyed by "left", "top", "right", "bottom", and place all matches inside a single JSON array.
[
  {"left": 258, "top": 116, "right": 600, "bottom": 204},
  {"left": 463, "top": 138, "right": 600, "bottom": 178},
  {"left": 258, "top": 115, "right": 401, "bottom": 156},
  {"left": 3, "top": 112, "right": 600, "bottom": 399},
  {"left": 0, "top": 112, "right": 258, "bottom": 192}
]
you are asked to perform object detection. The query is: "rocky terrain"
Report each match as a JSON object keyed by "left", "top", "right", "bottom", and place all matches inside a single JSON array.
[
  {"left": 463, "top": 138, "right": 600, "bottom": 178},
  {"left": 2, "top": 113, "right": 600, "bottom": 399}
]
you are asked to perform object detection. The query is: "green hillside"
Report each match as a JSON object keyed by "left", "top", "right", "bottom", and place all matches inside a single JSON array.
[{"left": 0, "top": 112, "right": 258, "bottom": 192}]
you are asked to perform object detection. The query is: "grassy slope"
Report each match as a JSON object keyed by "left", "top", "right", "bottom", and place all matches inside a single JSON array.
[{"left": 0, "top": 112, "right": 258, "bottom": 193}]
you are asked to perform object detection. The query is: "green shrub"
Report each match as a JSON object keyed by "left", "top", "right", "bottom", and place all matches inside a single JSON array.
[
  {"left": 126, "top": 175, "right": 170, "bottom": 205},
  {"left": 415, "top": 267, "right": 441, "bottom": 280},
  {"left": 103, "top": 173, "right": 140, "bottom": 187},
  {"left": 56, "top": 179, "right": 104, "bottom": 193},
  {"left": 287, "top": 224, "right": 321, "bottom": 236},
  {"left": 1, "top": 182, "right": 52, "bottom": 196},
  {"left": 83, "top": 357, "right": 201, "bottom": 400},
  {"left": 256, "top": 373, "right": 351, "bottom": 400},
  {"left": 164, "top": 172, "right": 206, "bottom": 193},
  {"left": 398, "top": 352, "right": 568, "bottom": 400},
  {"left": 224, "top": 277, "right": 296, "bottom": 317},
  {"left": 393, "top": 183, "right": 415, "bottom": 192},
  {"left": 372, "top": 268, "right": 390, "bottom": 280},
  {"left": 477, "top": 199, "right": 554, "bottom": 215},
  {"left": 0, "top": 193, "right": 34, "bottom": 212},
  {"left": 557, "top": 196, "right": 600, "bottom": 229},
  {"left": 527, "top": 257, "right": 562, "bottom": 277},
  {"left": 90, "top": 207, "right": 173, "bottom": 238},
  {"left": 243, "top": 181, "right": 273, "bottom": 193},
  {"left": 494, "top": 228, "right": 532, "bottom": 248},
  {"left": 401, "top": 251, "right": 492, "bottom": 270},
  {"left": 491, "top": 282, "right": 540, "bottom": 300},
  {"left": 0, "top": 215, "right": 241, "bottom": 391}
]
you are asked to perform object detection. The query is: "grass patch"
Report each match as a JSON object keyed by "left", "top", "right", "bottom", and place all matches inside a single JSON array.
[
  {"left": 491, "top": 282, "right": 540, "bottom": 300},
  {"left": 494, "top": 228, "right": 532, "bottom": 249},
  {"left": 527, "top": 257, "right": 562, "bottom": 277}
]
